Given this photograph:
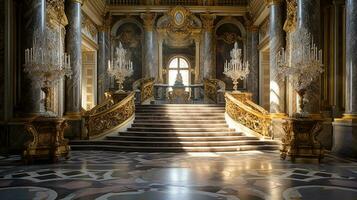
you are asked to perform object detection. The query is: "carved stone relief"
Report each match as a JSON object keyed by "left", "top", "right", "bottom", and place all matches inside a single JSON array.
[
  {"left": 82, "top": 13, "right": 98, "bottom": 43},
  {"left": 157, "top": 6, "right": 202, "bottom": 47}
]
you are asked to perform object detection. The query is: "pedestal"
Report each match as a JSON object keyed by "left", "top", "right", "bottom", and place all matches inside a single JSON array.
[
  {"left": 23, "top": 116, "right": 70, "bottom": 164},
  {"left": 332, "top": 117, "right": 357, "bottom": 157},
  {"left": 281, "top": 117, "right": 324, "bottom": 162}
]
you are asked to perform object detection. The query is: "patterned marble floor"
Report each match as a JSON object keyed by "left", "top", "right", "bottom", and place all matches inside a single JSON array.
[{"left": 0, "top": 151, "right": 357, "bottom": 200}]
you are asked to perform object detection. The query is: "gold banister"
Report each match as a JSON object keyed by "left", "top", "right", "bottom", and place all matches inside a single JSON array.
[
  {"left": 84, "top": 92, "right": 135, "bottom": 139},
  {"left": 140, "top": 78, "right": 155, "bottom": 103},
  {"left": 204, "top": 79, "right": 226, "bottom": 103},
  {"left": 225, "top": 92, "right": 271, "bottom": 138}
]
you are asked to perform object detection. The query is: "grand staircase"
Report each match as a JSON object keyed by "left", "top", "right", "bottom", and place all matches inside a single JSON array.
[{"left": 71, "top": 104, "right": 280, "bottom": 152}]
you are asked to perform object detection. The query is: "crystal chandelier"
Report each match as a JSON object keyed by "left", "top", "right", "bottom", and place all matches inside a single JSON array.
[
  {"left": 223, "top": 42, "right": 250, "bottom": 92},
  {"left": 24, "top": 28, "right": 72, "bottom": 114},
  {"left": 276, "top": 27, "right": 324, "bottom": 114},
  {"left": 108, "top": 42, "right": 133, "bottom": 93}
]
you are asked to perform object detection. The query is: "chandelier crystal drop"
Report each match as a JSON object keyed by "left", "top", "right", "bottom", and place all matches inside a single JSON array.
[
  {"left": 108, "top": 42, "right": 133, "bottom": 93},
  {"left": 276, "top": 27, "right": 324, "bottom": 114},
  {"left": 24, "top": 27, "right": 72, "bottom": 114},
  {"left": 223, "top": 42, "right": 250, "bottom": 91}
]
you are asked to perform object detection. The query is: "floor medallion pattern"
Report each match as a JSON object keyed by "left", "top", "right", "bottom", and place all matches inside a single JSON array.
[{"left": 0, "top": 151, "right": 356, "bottom": 199}]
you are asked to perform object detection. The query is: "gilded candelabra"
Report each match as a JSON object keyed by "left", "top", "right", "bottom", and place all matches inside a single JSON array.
[
  {"left": 24, "top": 28, "right": 72, "bottom": 116},
  {"left": 223, "top": 42, "right": 250, "bottom": 92},
  {"left": 276, "top": 27, "right": 324, "bottom": 116},
  {"left": 108, "top": 42, "right": 133, "bottom": 93}
]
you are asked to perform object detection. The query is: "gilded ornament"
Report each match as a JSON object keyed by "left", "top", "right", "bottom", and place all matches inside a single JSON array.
[
  {"left": 225, "top": 92, "right": 272, "bottom": 138},
  {"left": 84, "top": 92, "right": 135, "bottom": 139},
  {"left": 200, "top": 14, "right": 216, "bottom": 31},
  {"left": 280, "top": 118, "right": 324, "bottom": 162},
  {"left": 283, "top": 0, "right": 297, "bottom": 33},
  {"left": 141, "top": 78, "right": 155, "bottom": 103},
  {"left": 23, "top": 116, "right": 70, "bottom": 164}
]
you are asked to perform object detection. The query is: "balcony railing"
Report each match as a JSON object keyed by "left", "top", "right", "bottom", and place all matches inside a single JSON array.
[{"left": 107, "top": 0, "right": 248, "bottom": 6}]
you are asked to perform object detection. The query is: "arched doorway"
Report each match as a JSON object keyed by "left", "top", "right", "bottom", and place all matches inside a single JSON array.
[{"left": 167, "top": 56, "right": 190, "bottom": 89}]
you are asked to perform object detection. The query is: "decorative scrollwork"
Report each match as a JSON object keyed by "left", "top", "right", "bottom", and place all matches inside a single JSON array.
[
  {"left": 141, "top": 78, "right": 155, "bottom": 103},
  {"left": 280, "top": 118, "right": 324, "bottom": 162},
  {"left": 84, "top": 92, "right": 135, "bottom": 139},
  {"left": 23, "top": 116, "right": 70, "bottom": 164},
  {"left": 204, "top": 79, "right": 226, "bottom": 103},
  {"left": 225, "top": 92, "right": 271, "bottom": 137}
]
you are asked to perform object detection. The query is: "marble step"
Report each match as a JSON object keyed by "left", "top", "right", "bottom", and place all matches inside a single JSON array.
[
  {"left": 134, "top": 113, "right": 225, "bottom": 117},
  {"left": 135, "top": 110, "right": 225, "bottom": 113},
  {"left": 118, "top": 131, "right": 243, "bottom": 137},
  {"left": 136, "top": 104, "right": 225, "bottom": 108},
  {"left": 127, "top": 127, "right": 235, "bottom": 132},
  {"left": 70, "top": 144, "right": 280, "bottom": 152},
  {"left": 131, "top": 123, "right": 229, "bottom": 128},
  {"left": 70, "top": 140, "right": 279, "bottom": 147},
  {"left": 106, "top": 135, "right": 259, "bottom": 142},
  {"left": 133, "top": 120, "right": 228, "bottom": 124},
  {"left": 134, "top": 116, "right": 226, "bottom": 120}
]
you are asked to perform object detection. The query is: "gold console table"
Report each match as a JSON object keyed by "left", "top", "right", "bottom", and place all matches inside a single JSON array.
[
  {"left": 281, "top": 118, "right": 324, "bottom": 162},
  {"left": 23, "top": 116, "right": 70, "bottom": 164}
]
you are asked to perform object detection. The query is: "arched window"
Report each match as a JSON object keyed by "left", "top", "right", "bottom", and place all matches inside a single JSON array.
[{"left": 168, "top": 57, "right": 190, "bottom": 87}]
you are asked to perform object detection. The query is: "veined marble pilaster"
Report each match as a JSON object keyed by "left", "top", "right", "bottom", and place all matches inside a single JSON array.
[
  {"left": 65, "top": 0, "right": 82, "bottom": 116},
  {"left": 97, "top": 28, "right": 107, "bottom": 104},
  {"left": 0, "top": 0, "right": 4, "bottom": 120},
  {"left": 345, "top": 0, "right": 357, "bottom": 115},
  {"left": 141, "top": 13, "right": 157, "bottom": 79},
  {"left": 296, "top": 0, "right": 321, "bottom": 114},
  {"left": 201, "top": 14, "right": 215, "bottom": 79},
  {"left": 268, "top": 0, "right": 286, "bottom": 113},
  {"left": 22, "top": 0, "right": 47, "bottom": 115},
  {"left": 332, "top": 0, "right": 357, "bottom": 158},
  {"left": 247, "top": 26, "right": 259, "bottom": 103}
]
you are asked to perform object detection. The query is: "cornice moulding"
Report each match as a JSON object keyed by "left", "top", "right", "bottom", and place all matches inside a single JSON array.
[
  {"left": 108, "top": 6, "right": 247, "bottom": 16},
  {"left": 82, "top": 0, "right": 105, "bottom": 26}
]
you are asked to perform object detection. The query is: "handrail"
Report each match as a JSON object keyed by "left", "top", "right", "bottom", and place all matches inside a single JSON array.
[
  {"left": 204, "top": 79, "right": 226, "bottom": 103},
  {"left": 140, "top": 78, "right": 155, "bottom": 103},
  {"left": 225, "top": 92, "right": 271, "bottom": 138},
  {"left": 84, "top": 92, "right": 135, "bottom": 139}
]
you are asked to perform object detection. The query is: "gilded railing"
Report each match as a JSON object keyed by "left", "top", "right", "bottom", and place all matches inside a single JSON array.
[
  {"left": 84, "top": 92, "right": 135, "bottom": 139},
  {"left": 141, "top": 78, "right": 155, "bottom": 103},
  {"left": 225, "top": 92, "right": 271, "bottom": 138},
  {"left": 204, "top": 79, "right": 226, "bottom": 103}
]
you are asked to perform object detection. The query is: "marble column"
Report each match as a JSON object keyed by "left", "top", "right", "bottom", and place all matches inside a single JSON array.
[
  {"left": 158, "top": 37, "right": 163, "bottom": 83},
  {"left": 201, "top": 14, "right": 215, "bottom": 79},
  {"left": 296, "top": 0, "right": 321, "bottom": 114},
  {"left": 141, "top": 13, "right": 157, "bottom": 79},
  {"left": 332, "top": 0, "right": 357, "bottom": 157},
  {"left": 267, "top": 0, "right": 285, "bottom": 114},
  {"left": 194, "top": 37, "right": 200, "bottom": 83},
  {"left": 65, "top": 0, "right": 82, "bottom": 117},
  {"left": 22, "top": 0, "right": 46, "bottom": 115},
  {"left": 97, "top": 27, "right": 107, "bottom": 104},
  {"left": 247, "top": 26, "right": 259, "bottom": 103},
  {"left": 0, "top": 0, "right": 5, "bottom": 120}
]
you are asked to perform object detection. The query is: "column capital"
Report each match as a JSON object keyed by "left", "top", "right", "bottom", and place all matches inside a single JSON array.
[
  {"left": 265, "top": 0, "right": 282, "bottom": 6},
  {"left": 141, "top": 13, "right": 156, "bottom": 31},
  {"left": 247, "top": 25, "right": 259, "bottom": 32},
  {"left": 200, "top": 14, "right": 216, "bottom": 31}
]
